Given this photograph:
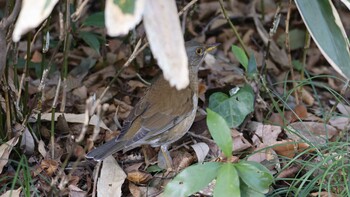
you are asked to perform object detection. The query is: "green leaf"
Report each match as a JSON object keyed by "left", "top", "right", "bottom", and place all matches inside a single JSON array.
[
  {"left": 164, "top": 162, "right": 221, "bottom": 197},
  {"left": 83, "top": 12, "right": 105, "bottom": 27},
  {"left": 113, "top": 0, "right": 136, "bottom": 14},
  {"left": 231, "top": 45, "right": 248, "bottom": 70},
  {"left": 247, "top": 53, "right": 257, "bottom": 79},
  {"left": 213, "top": 163, "right": 240, "bottom": 197},
  {"left": 240, "top": 181, "right": 265, "bottom": 197},
  {"left": 206, "top": 109, "right": 232, "bottom": 158},
  {"left": 277, "top": 29, "right": 306, "bottom": 50},
  {"left": 79, "top": 31, "right": 101, "bottom": 55},
  {"left": 295, "top": 0, "right": 350, "bottom": 81},
  {"left": 292, "top": 60, "right": 303, "bottom": 71},
  {"left": 208, "top": 85, "right": 254, "bottom": 128},
  {"left": 235, "top": 161, "right": 273, "bottom": 194}
]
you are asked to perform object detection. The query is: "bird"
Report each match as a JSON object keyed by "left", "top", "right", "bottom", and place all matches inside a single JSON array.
[{"left": 86, "top": 41, "right": 219, "bottom": 168}]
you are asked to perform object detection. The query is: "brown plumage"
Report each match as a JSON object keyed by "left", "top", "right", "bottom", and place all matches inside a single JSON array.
[{"left": 86, "top": 41, "right": 218, "bottom": 166}]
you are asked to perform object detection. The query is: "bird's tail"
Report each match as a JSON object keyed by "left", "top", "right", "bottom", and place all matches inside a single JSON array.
[{"left": 85, "top": 139, "right": 126, "bottom": 161}]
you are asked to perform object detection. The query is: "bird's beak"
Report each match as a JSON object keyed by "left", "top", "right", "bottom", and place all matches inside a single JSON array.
[{"left": 205, "top": 43, "right": 220, "bottom": 53}]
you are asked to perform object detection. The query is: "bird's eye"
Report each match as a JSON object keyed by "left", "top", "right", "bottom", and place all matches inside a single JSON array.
[{"left": 195, "top": 47, "right": 203, "bottom": 55}]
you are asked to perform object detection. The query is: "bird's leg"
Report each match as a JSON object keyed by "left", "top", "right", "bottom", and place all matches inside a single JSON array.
[{"left": 158, "top": 145, "right": 173, "bottom": 171}]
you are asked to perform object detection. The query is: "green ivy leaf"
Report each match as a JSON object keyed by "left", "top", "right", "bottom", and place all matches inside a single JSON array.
[
  {"left": 79, "top": 31, "right": 101, "bottom": 56},
  {"left": 231, "top": 45, "right": 248, "bottom": 70},
  {"left": 206, "top": 109, "right": 232, "bottom": 158},
  {"left": 235, "top": 161, "right": 273, "bottom": 194},
  {"left": 214, "top": 163, "right": 240, "bottom": 197},
  {"left": 208, "top": 85, "right": 254, "bottom": 128},
  {"left": 113, "top": 0, "right": 136, "bottom": 14},
  {"left": 164, "top": 162, "right": 221, "bottom": 197},
  {"left": 83, "top": 12, "right": 105, "bottom": 27}
]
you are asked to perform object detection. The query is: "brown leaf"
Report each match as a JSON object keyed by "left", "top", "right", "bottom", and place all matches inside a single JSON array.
[
  {"left": 127, "top": 170, "right": 152, "bottom": 184},
  {"left": 287, "top": 122, "right": 338, "bottom": 145},
  {"left": 272, "top": 140, "right": 298, "bottom": 158},
  {"left": 172, "top": 150, "right": 195, "bottom": 171},
  {"left": 40, "top": 159, "right": 58, "bottom": 176}
]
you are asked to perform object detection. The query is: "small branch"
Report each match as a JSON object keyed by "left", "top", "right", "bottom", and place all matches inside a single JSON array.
[
  {"left": 285, "top": 0, "right": 299, "bottom": 104},
  {"left": 218, "top": 0, "right": 249, "bottom": 56}
]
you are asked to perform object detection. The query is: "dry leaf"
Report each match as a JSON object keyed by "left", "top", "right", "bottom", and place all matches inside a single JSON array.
[
  {"left": 336, "top": 103, "right": 350, "bottom": 116},
  {"left": 272, "top": 140, "right": 298, "bottom": 158},
  {"left": 97, "top": 156, "right": 126, "bottom": 197},
  {"left": 287, "top": 122, "right": 338, "bottom": 145},
  {"left": 0, "top": 187, "right": 22, "bottom": 197},
  {"left": 252, "top": 124, "right": 282, "bottom": 146},
  {"left": 191, "top": 142, "right": 209, "bottom": 163},
  {"left": 68, "top": 185, "right": 87, "bottom": 197},
  {"left": 20, "top": 127, "right": 35, "bottom": 155},
  {"left": 172, "top": 150, "right": 195, "bottom": 171},
  {"left": 40, "top": 159, "right": 58, "bottom": 176},
  {"left": 329, "top": 116, "right": 350, "bottom": 131},
  {"left": 38, "top": 140, "right": 47, "bottom": 158},
  {"left": 231, "top": 129, "right": 252, "bottom": 152},
  {"left": 129, "top": 182, "right": 160, "bottom": 197},
  {"left": 127, "top": 170, "right": 152, "bottom": 184},
  {"left": 0, "top": 137, "right": 19, "bottom": 173},
  {"left": 247, "top": 144, "right": 278, "bottom": 164}
]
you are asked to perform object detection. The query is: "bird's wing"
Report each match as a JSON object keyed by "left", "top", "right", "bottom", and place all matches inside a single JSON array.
[{"left": 120, "top": 76, "right": 195, "bottom": 146}]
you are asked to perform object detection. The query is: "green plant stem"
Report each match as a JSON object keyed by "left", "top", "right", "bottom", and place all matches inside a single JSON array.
[{"left": 218, "top": 0, "right": 249, "bottom": 56}]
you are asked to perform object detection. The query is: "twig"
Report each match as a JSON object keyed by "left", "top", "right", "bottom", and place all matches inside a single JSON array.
[
  {"left": 218, "top": 0, "right": 249, "bottom": 56},
  {"left": 285, "top": 0, "right": 299, "bottom": 104},
  {"left": 71, "top": 0, "right": 90, "bottom": 22},
  {"left": 60, "top": 0, "right": 71, "bottom": 113},
  {"left": 178, "top": 0, "right": 198, "bottom": 16}
]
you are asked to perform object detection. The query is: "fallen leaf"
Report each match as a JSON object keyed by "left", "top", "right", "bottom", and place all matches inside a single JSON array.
[
  {"left": 191, "top": 142, "right": 210, "bottom": 163},
  {"left": 40, "top": 159, "right": 58, "bottom": 176},
  {"left": 0, "top": 137, "right": 19, "bottom": 173},
  {"left": 329, "top": 116, "right": 350, "bottom": 131},
  {"left": 20, "top": 127, "right": 35, "bottom": 155},
  {"left": 97, "top": 156, "right": 126, "bottom": 197},
  {"left": 127, "top": 170, "right": 152, "bottom": 184},
  {"left": 0, "top": 187, "right": 22, "bottom": 197},
  {"left": 128, "top": 182, "right": 160, "bottom": 197},
  {"left": 38, "top": 140, "right": 47, "bottom": 158},
  {"left": 68, "top": 185, "right": 87, "bottom": 197},
  {"left": 287, "top": 122, "right": 338, "bottom": 145}
]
